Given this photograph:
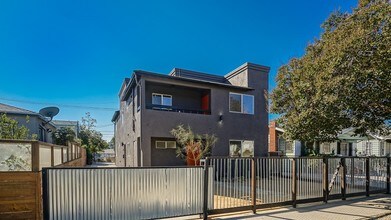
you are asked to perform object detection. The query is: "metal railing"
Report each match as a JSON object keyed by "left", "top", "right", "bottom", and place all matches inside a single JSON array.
[
  {"left": 203, "top": 156, "right": 391, "bottom": 218},
  {"left": 146, "top": 104, "right": 211, "bottom": 115}
]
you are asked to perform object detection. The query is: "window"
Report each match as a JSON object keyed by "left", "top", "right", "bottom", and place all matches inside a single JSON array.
[
  {"left": 229, "top": 93, "right": 254, "bottom": 114},
  {"left": 152, "top": 93, "right": 172, "bottom": 106},
  {"left": 155, "top": 141, "right": 176, "bottom": 149},
  {"left": 341, "top": 142, "right": 348, "bottom": 155},
  {"left": 229, "top": 140, "right": 254, "bottom": 157},
  {"left": 322, "top": 143, "right": 331, "bottom": 154},
  {"left": 365, "top": 141, "right": 372, "bottom": 156},
  {"left": 39, "top": 127, "right": 46, "bottom": 142},
  {"left": 380, "top": 141, "right": 385, "bottom": 156}
]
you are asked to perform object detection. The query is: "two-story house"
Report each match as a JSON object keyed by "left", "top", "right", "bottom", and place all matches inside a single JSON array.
[
  {"left": 112, "top": 62, "right": 269, "bottom": 167},
  {"left": 0, "top": 103, "right": 57, "bottom": 143}
]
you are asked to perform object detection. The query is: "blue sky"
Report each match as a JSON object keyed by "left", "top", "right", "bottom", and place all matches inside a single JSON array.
[{"left": 0, "top": 0, "right": 357, "bottom": 140}]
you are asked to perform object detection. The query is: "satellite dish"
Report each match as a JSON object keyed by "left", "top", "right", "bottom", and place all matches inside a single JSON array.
[{"left": 39, "top": 106, "right": 60, "bottom": 123}]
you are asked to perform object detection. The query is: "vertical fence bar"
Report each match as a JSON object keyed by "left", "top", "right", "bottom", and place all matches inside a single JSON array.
[
  {"left": 42, "top": 168, "right": 50, "bottom": 220},
  {"left": 203, "top": 158, "right": 210, "bottom": 220},
  {"left": 251, "top": 158, "right": 256, "bottom": 213},
  {"left": 387, "top": 157, "right": 390, "bottom": 194},
  {"left": 61, "top": 147, "right": 64, "bottom": 164},
  {"left": 292, "top": 158, "right": 297, "bottom": 208},
  {"left": 323, "top": 157, "right": 328, "bottom": 203},
  {"left": 51, "top": 146, "right": 54, "bottom": 167},
  {"left": 341, "top": 158, "right": 346, "bottom": 200},
  {"left": 366, "top": 157, "right": 370, "bottom": 197}
]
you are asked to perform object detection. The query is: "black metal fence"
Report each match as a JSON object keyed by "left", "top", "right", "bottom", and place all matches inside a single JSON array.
[{"left": 203, "top": 156, "right": 390, "bottom": 219}]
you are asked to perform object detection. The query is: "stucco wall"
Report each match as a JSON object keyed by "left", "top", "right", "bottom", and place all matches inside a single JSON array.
[
  {"left": 5, "top": 114, "right": 56, "bottom": 143},
  {"left": 115, "top": 82, "right": 142, "bottom": 167},
  {"left": 139, "top": 63, "right": 269, "bottom": 166}
]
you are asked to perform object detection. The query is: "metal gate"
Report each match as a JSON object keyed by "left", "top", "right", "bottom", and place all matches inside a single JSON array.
[{"left": 42, "top": 167, "right": 213, "bottom": 220}]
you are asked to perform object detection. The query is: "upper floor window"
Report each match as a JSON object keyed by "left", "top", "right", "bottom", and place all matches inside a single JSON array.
[
  {"left": 229, "top": 93, "right": 254, "bottom": 114},
  {"left": 152, "top": 93, "right": 172, "bottom": 106}
]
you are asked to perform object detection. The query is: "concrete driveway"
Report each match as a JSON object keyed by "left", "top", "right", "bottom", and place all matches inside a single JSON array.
[{"left": 87, "top": 162, "right": 117, "bottom": 167}]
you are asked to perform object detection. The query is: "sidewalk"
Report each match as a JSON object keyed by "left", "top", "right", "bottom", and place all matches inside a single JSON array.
[{"left": 210, "top": 195, "right": 391, "bottom": 220}]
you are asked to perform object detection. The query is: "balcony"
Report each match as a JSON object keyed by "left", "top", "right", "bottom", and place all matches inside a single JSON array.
[
  {"left": 146, "top": 104, "right": 211, "bottom": 114},
  {"left": 145, "top": 81, "right": 211, "bottom": 115}
]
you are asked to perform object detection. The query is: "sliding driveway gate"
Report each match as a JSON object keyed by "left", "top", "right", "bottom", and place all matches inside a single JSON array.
[
  {"left": 42, "top": 167, "right": 213, "bottom": 220},
  {"left": 43, "top": 157, "right": 390, "bottom": 220}
]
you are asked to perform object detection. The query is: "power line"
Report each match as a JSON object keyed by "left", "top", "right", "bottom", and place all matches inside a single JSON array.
[
  {"left": 0, "top": 97, "right": 117, "bottom": 111},
  {"left": 96, "top": 124, "right": 114, "bottom": 128}
]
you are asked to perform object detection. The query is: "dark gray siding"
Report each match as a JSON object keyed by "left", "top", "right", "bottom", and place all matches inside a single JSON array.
[
  {"left": 145, "top": 82, "right": 209, "bottom": 111},
  {"left": 150, "top": 137, "right": 185, "bottom": 166}
]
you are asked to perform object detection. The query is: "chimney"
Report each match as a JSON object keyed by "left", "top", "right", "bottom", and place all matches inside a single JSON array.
[
  {"left": 269, "top": 121, "right": 278, "bottom": 152},
  {"left": 225, "top": 62, "right": 270, "bottom": 88}
]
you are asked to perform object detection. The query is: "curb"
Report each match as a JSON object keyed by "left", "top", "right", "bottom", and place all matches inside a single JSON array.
[{"left": 357, "top": 211, "right": 391, "bottom": 220}]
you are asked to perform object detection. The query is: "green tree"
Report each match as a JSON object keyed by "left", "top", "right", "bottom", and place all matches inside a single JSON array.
[
  {"left": 271, "top": 0, "right": 391, "bottom": 143},
  {"left": 0, "top": 113, "right": 36, "bottom": 140},
  {"left": 0, "top": 114, "right": 35, "bottom": 171},
  {"left": 52, "top": 127, "right": 77, "bottom": 146},
  {"left": 79, "top": 112, "right": 108, "bottom": 164}
]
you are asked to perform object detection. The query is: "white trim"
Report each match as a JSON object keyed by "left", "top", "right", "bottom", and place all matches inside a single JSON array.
[
  {"left": 229, "top": 92, "right": 254, "bottom": 115},
  {"left": 155, "top": 141, "right": 166, "bottom": 149},
  {"left": 155, "top": 140, "right": 176, "bottom": 149}
]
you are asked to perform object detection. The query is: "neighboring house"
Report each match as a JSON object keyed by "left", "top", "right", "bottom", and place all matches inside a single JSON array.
[
  {"left": 318, "top": 128, "right": 391, "bottom": 156},
  {"left": 52, "top": 120, "right": 80, "bottom": 138},
  {"left": 0, "top": 103, "right": 56, "bottom": 143},
  {"left": 112, "top": 62, "right": 269, "bottom": 167},
  {"left": 268, "top": 121, "right": 301, "bottom": 157},
  {"left": 355, "top": 137, "right": 391, "bottom": 156}
]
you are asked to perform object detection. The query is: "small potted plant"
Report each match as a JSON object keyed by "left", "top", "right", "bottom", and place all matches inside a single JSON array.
[{"left": 171, "top": 124, "right": 217, "bottom": 166}]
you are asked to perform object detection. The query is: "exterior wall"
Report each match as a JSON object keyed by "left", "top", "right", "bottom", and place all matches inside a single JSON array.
[
  {"left": 150, "top": 137, "right": 185, "bottom": 166},
  {"left": 356, "top": 140, "right": 388, "bottom": 156},
  {"left": 268, "top": 121, "right": 278, "bottom": 152},
  {"left": 320, "top": 141, "right": 357, "bottom": 156},
  {"left": 139, "top": 63, "right": 269, "bottom": 166},
  {"left": 268, "top": 121, "right": 301, "bottom": 156},
  {"left": 320, "top": 142, "right": 338, "bottom": 154},
  {"left": 115, "top": 82, "right": 142, "bottom": 167},
  {"left": 145, "top": 82, "right": 208, "bottom": 111}
]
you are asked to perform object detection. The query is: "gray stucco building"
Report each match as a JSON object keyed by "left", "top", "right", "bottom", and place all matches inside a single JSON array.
[
  {"left": 0, "top": 103, "right": 56, "bottom": 143},
  {"left": 112, "top": 62, "right": 270, "bottom": 167}
]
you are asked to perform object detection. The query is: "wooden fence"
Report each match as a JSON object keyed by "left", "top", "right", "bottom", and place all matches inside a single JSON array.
[{"left": 0, "top": 139, "right": 86, "bottom": 219}]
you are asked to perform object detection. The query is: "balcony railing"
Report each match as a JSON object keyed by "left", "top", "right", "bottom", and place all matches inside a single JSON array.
[{"left": 146, "top": 104, "right": 211, "bottom": 115}]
